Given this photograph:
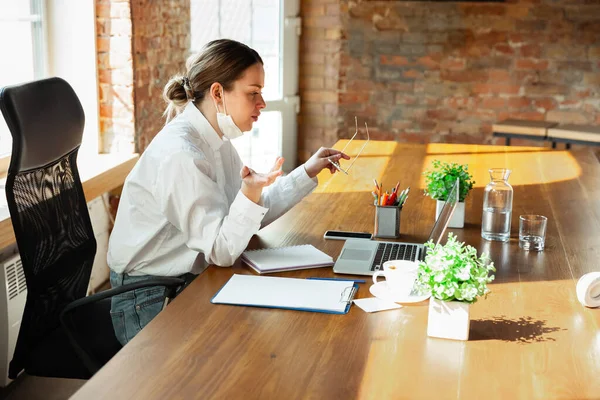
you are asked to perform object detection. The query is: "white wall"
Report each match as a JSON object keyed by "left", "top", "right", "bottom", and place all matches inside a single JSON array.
[
  {"left": 46, "top": 0, "right": 99, "bottom": 155},
  {"left": 47, "top": 1, "right": 109, "bottom": 291}
]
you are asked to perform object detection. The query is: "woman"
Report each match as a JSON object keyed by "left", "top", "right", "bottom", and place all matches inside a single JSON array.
[{"left": 107, "top": 39, "right": 349, "bottom": 345}]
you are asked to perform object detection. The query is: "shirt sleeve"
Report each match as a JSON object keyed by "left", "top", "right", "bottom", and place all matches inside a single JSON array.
[
  {"left": 152, "top": 152, "right": 268, "bottom": 267},
  {"left": 259, "top": 165, "right": 318, "bottom": 227}
]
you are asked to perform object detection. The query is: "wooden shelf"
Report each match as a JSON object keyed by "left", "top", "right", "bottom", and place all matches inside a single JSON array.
[{"left": 0, "top": 153, "right": 139, "bottom": 250}]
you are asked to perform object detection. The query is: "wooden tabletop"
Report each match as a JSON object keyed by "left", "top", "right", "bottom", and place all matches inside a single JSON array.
[{"left": 72, "top": 142, "right": 600, "bottom": 400}]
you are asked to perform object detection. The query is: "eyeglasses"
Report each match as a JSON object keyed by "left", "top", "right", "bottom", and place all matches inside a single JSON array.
[{"left": 328, "top": 116, "right": 370, "bottom": 175}]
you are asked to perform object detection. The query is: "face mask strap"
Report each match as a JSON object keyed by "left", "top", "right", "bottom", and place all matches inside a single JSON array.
[
  {"left": 212, "top": 85, "right": 224, "bottom": 115},
  {"left": 221, "top": 91, "right": 228, "bottom": 115},
  {"left": 212, "top": 85, "right": 229, "bottom": 116}
]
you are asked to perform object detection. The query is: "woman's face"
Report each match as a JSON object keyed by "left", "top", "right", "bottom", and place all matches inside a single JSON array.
[{"left": 222, "top": 63, "right": 266, "bottom": 133}]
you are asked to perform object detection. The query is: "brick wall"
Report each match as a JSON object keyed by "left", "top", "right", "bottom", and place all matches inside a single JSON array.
[
  {"left": 96, "top": 0, "right": 136, "bottom": 153},
  {"left": 130, "top": 0, "right": 190, "bottom": 152},
  {"left": 298, "top": 0, "right": 600, "bottom": 159},
  {"left": 97, "top": 0, "right": 190, "bottom": 153},
  {"left": 298, "top": 0, "right": 343, "bottom": 162}
]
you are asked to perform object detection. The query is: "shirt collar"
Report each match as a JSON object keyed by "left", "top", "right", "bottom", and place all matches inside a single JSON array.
[{"left": 182, "top": 102, "right": 225, "bottom": 151}]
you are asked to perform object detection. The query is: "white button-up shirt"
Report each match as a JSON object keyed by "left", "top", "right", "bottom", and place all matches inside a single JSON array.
[{"left": 108, "top": 102, "right": 318, "bottom": 276}]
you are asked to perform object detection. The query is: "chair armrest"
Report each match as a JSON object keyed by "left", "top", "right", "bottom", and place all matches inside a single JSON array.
[
  {"left": 59, "top": 277, "right": 185, "bottom": 376},
  {"left": 61, "top": 277, "right": 186, "bottom": 317}
]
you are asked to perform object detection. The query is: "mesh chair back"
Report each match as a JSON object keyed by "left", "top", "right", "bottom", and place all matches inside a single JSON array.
[{"left": 0, "top": 78, "right": 96, "bottom": 378}]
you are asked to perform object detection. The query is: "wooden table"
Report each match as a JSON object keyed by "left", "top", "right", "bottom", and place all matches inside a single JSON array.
[{"left": 72, "top": 142, "right": 600, "bottom": 400}]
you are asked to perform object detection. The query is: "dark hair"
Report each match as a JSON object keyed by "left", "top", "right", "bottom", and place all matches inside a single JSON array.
[{"left": 163, "top": 39, "right": 263, "bottom": 122}]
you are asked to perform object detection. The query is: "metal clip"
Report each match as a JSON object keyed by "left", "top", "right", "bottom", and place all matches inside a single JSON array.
[{"left": 339, "top": 285, "right": 358, "bottom": 304}]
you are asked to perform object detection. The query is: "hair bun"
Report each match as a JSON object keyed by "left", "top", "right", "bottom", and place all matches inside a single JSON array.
[
  {"left": 181, "top": 76, "right": 194, "bottom": 100},
  {"left": 163, "top": 75, "right": 190, "bottom": 121}
]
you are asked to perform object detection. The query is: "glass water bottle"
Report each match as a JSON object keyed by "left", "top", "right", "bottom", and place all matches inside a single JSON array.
[{"left": 481, "top": 168, "right": 513, "bottom": 242}]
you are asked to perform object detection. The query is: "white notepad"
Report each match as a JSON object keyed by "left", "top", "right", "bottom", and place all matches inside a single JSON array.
[
  {"left": 211, "top": 274, "right": 356, "bottom": 314},
  {"left": 241, "top": 244, "right": 334, "bottom": 274}
]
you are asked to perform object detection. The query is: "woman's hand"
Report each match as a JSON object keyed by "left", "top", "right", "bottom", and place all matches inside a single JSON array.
[
  {"left": 240, "top": 157, "right": 284, "bottom": 204},
  {"left": 304, "top": 147, "right": 351, "bottom": 178}
]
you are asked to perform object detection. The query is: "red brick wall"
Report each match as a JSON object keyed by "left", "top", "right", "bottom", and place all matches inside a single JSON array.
[
  {"left": 131, "top": 0, "right": 190, "bottom": 152},
  {"left": 298, "top": 0, "right": 600, "bottom": 159},
  {"left": 97, "top": 0, "right": 190, "bottom": 153},
  {"left": 96, "top": 0, "right": 136, "bottom": 153},
  {"left": 298, "top": 0, "right": 343, "bottom": 162}
]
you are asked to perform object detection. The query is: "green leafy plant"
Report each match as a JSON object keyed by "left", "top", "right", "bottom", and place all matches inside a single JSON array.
[
  {"left": 415, "top": 233, "right": 495, "bottom": 304},
  {"left": 423, "top": 160, "right": 475, "bottom": 202}
]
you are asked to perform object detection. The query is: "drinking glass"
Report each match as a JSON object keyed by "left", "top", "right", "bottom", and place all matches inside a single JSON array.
[{"left": 519, "top": 215, "right": 547, "bottom": 251}]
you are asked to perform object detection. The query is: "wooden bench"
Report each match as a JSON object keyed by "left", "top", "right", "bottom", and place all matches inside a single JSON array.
[
  {"left": 492, "top": 119, "right": 558, "bottom": 146},
  {"left": 493, "top": 120, "right": 600, "bottom": 149},
  {"left": 547, "top": 124, "right": 600, "bottom": 147}
]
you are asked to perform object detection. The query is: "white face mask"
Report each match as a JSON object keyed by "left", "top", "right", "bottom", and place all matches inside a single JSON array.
[{"left": 213, "top": 91, "right": 243, "bottom": 140}]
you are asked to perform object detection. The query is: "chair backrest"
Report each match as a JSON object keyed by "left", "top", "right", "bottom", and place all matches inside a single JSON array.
[{"left": 0, "top": 77, "right": 96, "bottom": 378}]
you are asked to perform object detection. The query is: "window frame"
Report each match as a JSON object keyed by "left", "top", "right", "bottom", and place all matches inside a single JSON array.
[
  {"left": 0, "top": 0, "right": 47, "bottom": 175},
  {"left": 189, "top": 0, "right": 301, "bottom": 172}
]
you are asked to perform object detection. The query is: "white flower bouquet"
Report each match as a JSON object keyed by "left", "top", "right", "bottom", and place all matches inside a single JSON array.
[{"left": 416, "top": 233, "right": 496, "bottom": 303}]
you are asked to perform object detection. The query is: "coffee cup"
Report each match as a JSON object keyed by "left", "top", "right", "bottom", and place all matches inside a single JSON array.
[{"left": 372, "top": 260, "right": 418, "bottom": 297}]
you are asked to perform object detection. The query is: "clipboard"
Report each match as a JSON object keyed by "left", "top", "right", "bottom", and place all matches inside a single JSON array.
[{"left": 211, "top": 274, "right": 358, "bottom": 315}]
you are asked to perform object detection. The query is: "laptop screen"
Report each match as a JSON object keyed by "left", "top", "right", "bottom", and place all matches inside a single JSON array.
[{"left": 426, "top": 178, "right": 459, "bottom": 246}]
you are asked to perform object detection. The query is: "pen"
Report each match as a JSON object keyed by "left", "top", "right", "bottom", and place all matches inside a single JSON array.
[
  {"left": 371, "top": 191, "right": 378, "bottom": 206},
  {"left": 398, "top": 187, "right": 410, "bottom": 204},
  {"left": 401, "top": 194, "right": 409, "bottom": 207},
  {"left": 387, "top": 191, "right": 397, "bottom": 205},
  {"left": 308, "top": 277, "right": 366, "bottom": 283},
  {"left": 381, "top": 193, "right": 389, "bottom": 206},
  {"left": 397, "top": 188, "right": 406, "bottom": 203}
]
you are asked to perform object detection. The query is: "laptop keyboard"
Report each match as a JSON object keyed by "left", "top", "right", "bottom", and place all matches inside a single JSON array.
[{"left": 370, "top": 243, "right": 420, "bottom": 271}]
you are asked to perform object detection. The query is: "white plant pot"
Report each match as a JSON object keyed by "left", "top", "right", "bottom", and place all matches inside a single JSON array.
[
  {"left": 427, "top": 298, "right": 470, "bottom": 341},
  {"left": 436, "top": 200, "right": 465, "bottom": 228}
]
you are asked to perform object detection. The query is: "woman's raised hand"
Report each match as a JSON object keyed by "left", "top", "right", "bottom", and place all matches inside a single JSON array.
[{"left": 240, "top": 157, "right": 284, "bottom": 204}]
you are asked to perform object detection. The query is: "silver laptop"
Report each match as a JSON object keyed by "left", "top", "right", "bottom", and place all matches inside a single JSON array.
[{"left": 333, "top": 179, "right": 459, "bottom": 276}]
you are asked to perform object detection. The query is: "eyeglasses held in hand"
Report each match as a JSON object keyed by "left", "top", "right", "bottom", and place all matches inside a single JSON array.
[{"left": 328, "top": 116, "right": 370, "bottom": 175}]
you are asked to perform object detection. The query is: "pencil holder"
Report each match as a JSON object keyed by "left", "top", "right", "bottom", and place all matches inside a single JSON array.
[{"left": 374, "top": 205, "right": 401, "bottom": 238}]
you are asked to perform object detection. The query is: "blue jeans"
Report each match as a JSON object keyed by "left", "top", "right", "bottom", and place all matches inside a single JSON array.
[{"left": 109, "top": 270, "right": 168, "bottom": 346}]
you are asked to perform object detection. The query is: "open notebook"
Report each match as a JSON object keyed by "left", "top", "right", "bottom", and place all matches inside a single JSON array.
[
  {"left": 241, "top": 244, "right": 334, "bottom": 274},
  {"left": 211, "top": 274, "right": 357, "bottom": 314}
]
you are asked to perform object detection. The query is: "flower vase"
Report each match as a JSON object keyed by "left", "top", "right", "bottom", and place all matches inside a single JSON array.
[
  {"left": 436, "top": 200, "right": 465, "bottom": 228},
  {"left": 427, "top": 298, "right": 470, "bottom": 341}
]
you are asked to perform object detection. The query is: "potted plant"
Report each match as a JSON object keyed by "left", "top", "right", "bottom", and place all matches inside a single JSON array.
[
  {"left": 423, "top": 160, "right": 475, "bottom": 228},
  {"left": 415, "top": 233, "right": 495, "bottom": 341}
]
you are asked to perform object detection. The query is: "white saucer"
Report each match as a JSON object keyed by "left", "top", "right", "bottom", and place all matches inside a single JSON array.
[{"left": 369, "top": 282, "right": 431, "bottom": 304}]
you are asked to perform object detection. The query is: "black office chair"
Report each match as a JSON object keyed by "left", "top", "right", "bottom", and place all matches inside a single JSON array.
[{"left": 0, "top": 77, "right": 184, "bottom": 379}]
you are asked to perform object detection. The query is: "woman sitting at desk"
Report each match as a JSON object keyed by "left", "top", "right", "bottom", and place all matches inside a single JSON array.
[{"left": 107, "top": 39, "right": 349, "bottom": 345}]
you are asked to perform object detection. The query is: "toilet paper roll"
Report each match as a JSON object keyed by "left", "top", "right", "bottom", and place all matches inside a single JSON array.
[{"left": 576, "top": 272, "right": 600, "bottom": 308}]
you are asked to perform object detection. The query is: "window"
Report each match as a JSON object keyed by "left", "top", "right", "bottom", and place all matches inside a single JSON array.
[
  {"left": 0, "top": 0, "right": 100, "bottom": 166},
  {"left": 0, "top": 0, "right": 46, "bottom": 159},
  {"left": 191, "top": 0, "right": 300, "bottom": 172}
]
